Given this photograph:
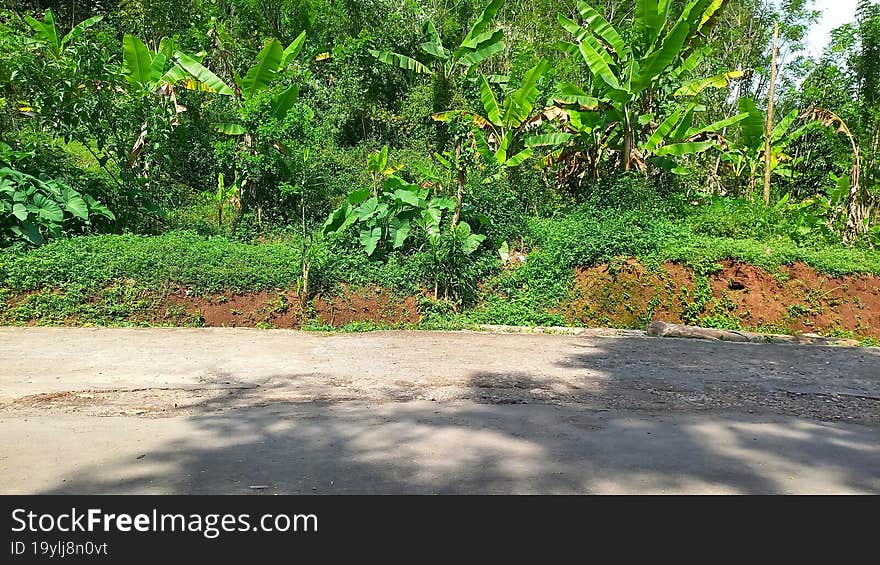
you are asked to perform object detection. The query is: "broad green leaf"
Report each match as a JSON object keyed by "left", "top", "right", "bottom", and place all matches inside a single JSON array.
[
  {"left": 636, "top": 0, "right": 662, "bottom": 46},
  {"left": 554, "top": 83, "right": 601, "bottom": 109},
  {"left": 670, "top": 104, "right": 697, "bottom": 140},
  {"left": 122, "top": 35, "right": 153, "bottom": 86},
  {"left": 158, "top": 37, "right": 176, "bottom": 59},
  {"left": 700, "top": 0, "right": 726, "bottom": 29},
  {"left": 393, "top": 188, "right": 421, "bottom": 207},
  {"left": 435, "top": 197, "right": 456, "bottom": 211},
  {"left": 423, "top": 20, "right": 442, "bottom": 45},
  {"left": 420, "top": 41, "right": 449, "bottom": 60},
  {"left": 577, "top": 1, "right": 627, "bottom": 60},
  {"left": 503, "top": 149, "right": 533, "bottom": 167},
  {"left": 61, "top": 14, "right": 104, "bottom": 47},
  {"left": 672, "top": 46, "right": 709, "bottom": 79},
  {"left": 369, "top": 50, "right": 433, "bottom": 74},
  {"left": 498, "top": 240, "right": 510, "bottom": 262},
  {"left": 456, "top": 30, "right": 505, "bottom": 67},
  {"left": 472, "top": 129, "right": 495, "bottom": 162},
  {"left": 360, "top": 227, "right": 382, "bottom": 256},
  {"left": 644, "top": 107, "right": 685, "bottom": 152},
  {"left": 323, "top": 203, "right": 353, "bottom": 234},
  {"left": 356, "top": 197, "right": 379, "bottom": 220},
  {"left": 779, "top": 122, "right": 813, "bottom": 147},
  {"left": 281, "top": 31, "right": 307, "bottom": 68},
  {"left": 25, "top": 9, "right": 60, "bottom": 51},
  {"left": 390, "top": 218, "right": 411, "bottom": 249},
  {"left": 377, "top": 146, "right": 388, "bottom": 173},
  {"left": 684, "top": 112, "right": 749, "bottom": 138},
  {"left": 494, "top": 132, "right": 511, "bottom": 164},
  {"left": 348, "top": 188, "right": 371, "bottom": 205},
  {"left": 12, "top": 221, "right": 43, "bottom": 245},
  {"left": 160, "top": 65, "right": 188, "bottom": 85},
  {"left": 554, "top": 40, "right": 581, "bottom": 58},
  {"left": 569, "top": 21, "right": 619, "bottom": 89},
  {"left": 150, "top": 51, "right": 168, "bottom": 82},
  {"left": 479, "top": 76, "right": 502, "bottom": 126},
  {"left": 654, "top": 140, "right": 717, "bottom": 156},
  {"left": 12, "top": 202, "right": 28, "bottom": 221},
  {"left": 173, "top": 52, "right": 234, "bottom": 96},
  {"left": 462, "top": 233, "right": 485, "bottom": 255},
  {"left": 434, "top": 152, "right": 452, "bottom": 169},
  {"left": 272, "top": 84, "right": 300, "bottom": 120},
  {"left": 771, "top": 109, "right": 800, "bottom": 143},
  {"left": 557, "top": 14, "right": 616, "bottom": 70},
  {"left": 737, "top": 97, "right": 764, "bottom": 150},
  {"left": 460, "top": 0, "right": 505, "bottom": 49},
  {"left": 65, "top": 196, "right": 89, "bottom": 220},
  {"left": 240, "top": 38, "right": 284, "bottom": 99},
  {"left": 502, "top": 59, "right": 550, "bottom": 128},
  {"left": 557, "top": 14, "right": 590, "bottom": 44},
  {"left": 525, "top": 133, "right": 573, "bottom": 147},
  {"left": 421, "top": 208, "right": 442, "bottom": 234},
  {"left": 213, "top": 123, "right": 247, "bottom": 135},
  {"left": 674, "top": 70, "right": 744, "bottom": 96},
  {"left": 634, "top": 19, "right": 690, "bottom": 91},
  {"left": 32, "top": 194, "right": 64, "bottom": 223}
]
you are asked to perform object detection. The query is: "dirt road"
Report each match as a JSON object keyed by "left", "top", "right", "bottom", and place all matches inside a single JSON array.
[{"left": 1, "top": 327, "right": 878, "bottom": 494}]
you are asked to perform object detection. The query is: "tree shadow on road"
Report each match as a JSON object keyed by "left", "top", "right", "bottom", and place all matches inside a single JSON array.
[{"left": 33, "top": 337, "right": 880, "bottom": 494}]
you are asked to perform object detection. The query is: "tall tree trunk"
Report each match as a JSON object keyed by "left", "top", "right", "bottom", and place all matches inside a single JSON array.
[{"left": 763, "top": 22, "right": 780, "bottom": 203}]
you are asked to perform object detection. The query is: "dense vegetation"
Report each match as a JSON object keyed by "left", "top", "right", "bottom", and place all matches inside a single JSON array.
[{"left": 1, "top": 0, "right": 879, "bottom": 333}]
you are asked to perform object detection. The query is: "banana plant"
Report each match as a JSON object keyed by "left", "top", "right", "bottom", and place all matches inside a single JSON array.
[
  {"left": 204, "top": 32, "right": 307, "bottom": 220},
  {"left": 211, "top": 32, "right": 307, "bottom": 135},
  {"left": 429, "top": 59, "right": 554, "bottom": 223},
  {"left": 211, "top": 172, "right": 239, "bottom": 228},
  {"left": 433, "top": 59, "right": 553, "bottom": 171},
  {"left": 549, "top": 0, "right": 745, "bottom": 173},
  {"left": 121, "top": 35, "right": 235, "bottom": 166},
  {"left": 720, "top": 97, "right": 813, "bottom": 193},
  {"left": 24, "top": 8, "right": 103, "bottom": 59},
  {"left": 368, "top": 0, "right": 506, "bottom": 79},
  {"left": 122, "top": 36, "right": 233, "bottom": 99}
]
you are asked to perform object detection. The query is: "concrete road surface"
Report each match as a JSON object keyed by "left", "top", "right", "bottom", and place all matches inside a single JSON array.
[{"left": 1, "top": 327, "right": 878, "bottom": 494}]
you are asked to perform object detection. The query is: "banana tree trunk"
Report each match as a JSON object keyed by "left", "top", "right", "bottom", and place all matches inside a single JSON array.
[
  {"left": 843, "top": 145, "right": 869, "bottom": 243},
  {"left": 622, "top": 109, "right": 633, "bottom": 172}
]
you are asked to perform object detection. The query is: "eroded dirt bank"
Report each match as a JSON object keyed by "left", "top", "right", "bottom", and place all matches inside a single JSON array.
[
  {"left": 557, "top": 260, "right": 880, "bottom": 338},
  {"left": 2, "top": 261, "right": 879, "bottom": 338}
]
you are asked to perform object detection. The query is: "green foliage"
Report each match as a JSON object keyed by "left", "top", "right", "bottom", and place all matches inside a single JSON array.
[
  {"left": 1, "top": 143, "right": 114, "bottom": 245},
  {"left": 434, "top": 59, "right": 552, "bottom": 171},
  {"left": 24, "top": 9, "right": 104, "bottom": 58},
  {"left": 544, "top": 0, "right": 745, "bottom": 176},
  {"left": 0, "top": 231, "right": 303, "bottom": 293},
  {"left": 1, "top": 0, "right": 879, "bottom": 332},
  {"left": 368, "top": 0, "right": 506, "bottom": 79},
  {"left": 323, "top": 149, "right": 456, "bottom": 256}
]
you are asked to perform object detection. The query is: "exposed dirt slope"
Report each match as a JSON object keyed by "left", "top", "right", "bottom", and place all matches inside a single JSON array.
[{"left": 557, "top": 260, "right": 880, "bottom": 338}]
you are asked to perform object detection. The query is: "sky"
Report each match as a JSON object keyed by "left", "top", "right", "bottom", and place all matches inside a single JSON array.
[{"left": 805, "top": 0, "right": 866, "bottom": 56}]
